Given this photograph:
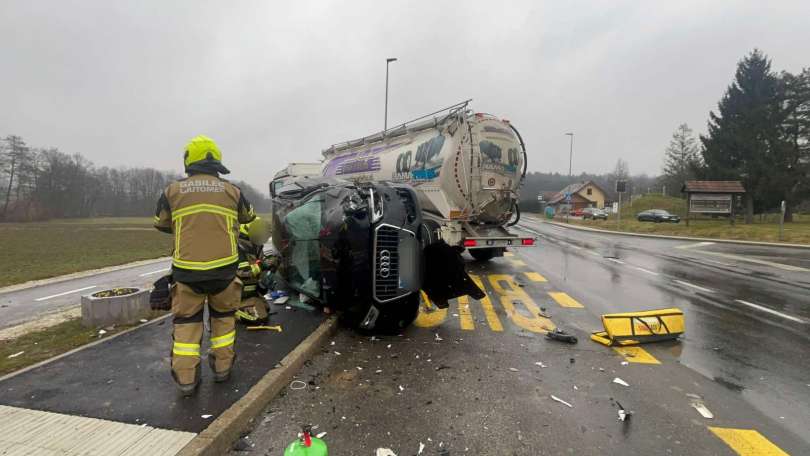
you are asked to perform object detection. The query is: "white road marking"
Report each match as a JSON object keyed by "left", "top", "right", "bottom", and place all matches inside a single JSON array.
[
  {"left": 633, "top": 266, "right": 660, "bottom": 276},
  {"left": 735, "top": 299, "right": 806, "bottom": 324},
  {"left": 587, "top": 250, "right": 602, "bottom": 257},
  {"left": 139, "top": 268, "right": 170, "bottom": 277},
  {"left": 607, "top": 258, "right": 625, "bottom": 264},
  {"left": 701, "top": 258, "right": 735, "bottom": 267},
  {"left": 676, "top": 241, "right": 716, "bottom": 250},
  {"left": 34, "top": 285, "right": 97, "bottom": 301},
  {"left": 567, "top": 244, "right": 582, "bottom": 250},
  {"left": 674, "top": 280, "right": 714, "bottom": 293},
  {"left": 699, "top": 250, "right": 810, "bottom": 272}
]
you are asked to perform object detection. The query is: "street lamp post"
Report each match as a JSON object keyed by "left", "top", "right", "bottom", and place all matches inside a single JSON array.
[
  {"left": 384, "top": 57, "right": 397, "bottom": 132},
  {"left": 565, "top": 132, "right": 574, "bottom": 223}
]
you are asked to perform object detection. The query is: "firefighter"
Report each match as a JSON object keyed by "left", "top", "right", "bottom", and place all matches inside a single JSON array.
[
  {"left": 154, "top": 135, "right": 255, "bottom": 396},
  {"left": 235, "top": 217, "right": 274, "bottom": 325}
]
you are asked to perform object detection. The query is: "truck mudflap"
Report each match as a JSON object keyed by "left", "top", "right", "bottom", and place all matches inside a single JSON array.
[
  {"left": 422, "top": 241, "right": 486, "bottom": 308},
  {"left": 590, "top": 308, "right": 685, "bottom": 346}
]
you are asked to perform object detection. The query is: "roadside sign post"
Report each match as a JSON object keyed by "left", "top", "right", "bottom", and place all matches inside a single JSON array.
[
  {"left": 779, "top": 200, "right": 786, "bottom": 241},
  {"left": 615, "top": 180, "right": 627, "bottom": 230}
]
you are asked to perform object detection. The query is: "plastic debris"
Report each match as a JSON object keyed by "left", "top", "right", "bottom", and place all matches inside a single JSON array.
[
  {"left": 399, "top": 385, "right": 405, "bottom": 392},
  {"left": 201, "top": 414, "right": 213, "bottom": 419},
  {"left": 376, "top": 449, "right": 397, "bottom": 456},
  {"left": 334, "top": 351, "right": 342, "bottom": 356},
  {"left": 613, "top": 377, "right": 630, "bottom": 387},
  {"left": 434, "top": 333, "right": 443, "bottom": 342},
  {"left": 550, "top": 395, "right": 573, "bottom": 408},
  {"left": 535, "top": 362, "right": 548, "bottom": 368},
  {"left": 616, "top": 401, "right": 632, "bottom": 422},
  {"left": 621, "top": 361, "right": 629, "bottom": 366},
  {"left": 418, "top": 442, "right": 425, "bottom": 455},
  {"left": 316, "top": 432, "right": 327, "bottom": 439},
  {"left": 7, "top": 351, "right": 24, "bottom": 359},
  {"left": 691, "top": 401, "right": 714, "bottom": 419},
  {"left": 509, "top": 367, "right": 519, "bottom": 372},
  {"left": 139, "top": 319, "right": 148, "bottom": 323},
  {"left": 98, "top": 329, "right": 107, "bottom": 336},
  {"left": 545, "top": 328, "right": 578, "bottom": 344},
  {"left": 290, "top": 380, "right": 307, "bottom": 390}
]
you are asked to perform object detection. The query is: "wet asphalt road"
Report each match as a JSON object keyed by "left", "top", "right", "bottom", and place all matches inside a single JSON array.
[
  {"left": 0, "top": 259, "right": 172, "bottom": 330},
  {"left": 232, "top": 218, "right": 809, "bottom": 455}
]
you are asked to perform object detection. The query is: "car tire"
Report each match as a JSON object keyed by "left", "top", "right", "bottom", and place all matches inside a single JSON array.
[{"left": 470, "top": 248, "right": 496, "bottom": 262}]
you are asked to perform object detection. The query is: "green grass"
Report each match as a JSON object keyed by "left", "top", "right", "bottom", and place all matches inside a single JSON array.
[
  {"left": 0, "top": 217, "right": 173, "bottom": 287},
  {"left": 563, "top": 195, "right": 810, "bottom": 245}
]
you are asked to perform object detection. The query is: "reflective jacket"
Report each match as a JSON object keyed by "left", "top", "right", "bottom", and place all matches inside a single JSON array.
[{"left": 155, "top": 173, "right": 255, "bottom": 283}]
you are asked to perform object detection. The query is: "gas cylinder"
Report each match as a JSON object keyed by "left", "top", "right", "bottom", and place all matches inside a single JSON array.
[{"left": 284, "top": 426, "right": 328, "bottom": 456}]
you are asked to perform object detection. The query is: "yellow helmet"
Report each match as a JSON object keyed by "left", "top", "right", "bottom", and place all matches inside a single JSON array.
[
  {"left": 241, "top": 217, "right": 271, "bottom": 245},
  {"left": 183, "top": 135, "right": 230, "bottom": 175}
]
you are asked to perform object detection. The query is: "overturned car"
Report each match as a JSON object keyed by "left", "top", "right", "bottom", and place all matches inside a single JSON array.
[{"left": 270, "top": 177, "right": 484, "bottom": 332}]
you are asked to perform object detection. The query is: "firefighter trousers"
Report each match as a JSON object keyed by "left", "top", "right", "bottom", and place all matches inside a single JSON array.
[{"left": 170, "top": 278, "right": 242, "bottom": 385}]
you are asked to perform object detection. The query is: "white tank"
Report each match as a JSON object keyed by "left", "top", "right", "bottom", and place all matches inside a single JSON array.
[{"left": 321, "top": 103, "right": 525, "bottom": 225}]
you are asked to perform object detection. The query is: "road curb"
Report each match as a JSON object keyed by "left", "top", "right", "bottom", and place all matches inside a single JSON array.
[
  {"left": 177, "top": 316, "right": 339, "bottom": 456},
  {"left": 542, "top": 220, "right": 810, "bottom": 249},
  {"left": 0, "top": 257, "right": 171, "bottom": 294}
]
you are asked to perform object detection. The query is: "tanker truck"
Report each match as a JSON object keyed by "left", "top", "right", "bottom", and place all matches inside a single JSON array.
[{"left": 270, "top": 100, "right": 535, "bottom": 261}]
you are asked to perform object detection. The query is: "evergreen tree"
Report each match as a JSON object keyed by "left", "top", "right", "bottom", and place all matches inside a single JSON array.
[
  {"left": 700, "top": 49, "right": 782, "bottom": 223},
  {"left": 661, "top": 123, "right": 702, "bottom": 197}
]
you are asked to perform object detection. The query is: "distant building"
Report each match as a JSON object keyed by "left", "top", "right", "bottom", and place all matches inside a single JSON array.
[{"left": 547, "top": 180, "right": 607, "bottom": 212}]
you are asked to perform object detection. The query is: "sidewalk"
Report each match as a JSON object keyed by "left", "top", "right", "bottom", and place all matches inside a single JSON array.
[{"left": 0, "top": 303, "right": 325, "bottom": 455}]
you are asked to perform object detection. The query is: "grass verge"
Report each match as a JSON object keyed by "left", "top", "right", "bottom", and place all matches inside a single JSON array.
[
  {"left": 0, "top": 311, "right": 167, "bottom": 377},
  {"left": 0, "top": 217, "right": 172, "bottom": 288},
  {"left": 557, "top": 195, "right": 810, "bottom": 245}
]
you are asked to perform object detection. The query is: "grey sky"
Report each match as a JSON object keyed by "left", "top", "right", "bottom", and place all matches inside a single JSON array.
[{"left": 2, "top": 1, "right": 809, "bottom": 190}]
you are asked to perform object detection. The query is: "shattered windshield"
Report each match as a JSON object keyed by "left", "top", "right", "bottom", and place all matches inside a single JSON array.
[{"left": 280, "top": 193, "right": 323, "bottom": 298}]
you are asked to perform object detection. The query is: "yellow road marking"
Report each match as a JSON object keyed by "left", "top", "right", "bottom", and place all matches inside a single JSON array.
[
  {"left": 469, "top": 274, "right": 503, "bottom": 331},
  {"left": 548, "top": 292, "right": 584, "bottom": 308},
  {"left": 613, "top": 346, "right": 660, "bottom": 364},
  {"left": 488, "top": 274, "right": 554, "bottom": 333},
  {"left": 524, "top": 272, "right": 547, "bottom": 282},
  {"left": 414, "top": 291, "right": 447, "bottom": 328},
  {"left": 504, "top": 251, "right": 514, "bottom": 257},
  {"left": 709, "top": 427, "right": 789, "bottom": 456},
  {"left": 510, "top": 260, "right": 527, "bottom": 267},
  {"left": 457, "top": 295, "right": 475, "bottom": 331}
]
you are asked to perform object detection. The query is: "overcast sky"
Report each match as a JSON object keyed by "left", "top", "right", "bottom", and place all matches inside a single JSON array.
[{"left": 2, "top": 1, "right": 809, "bottom": 190}]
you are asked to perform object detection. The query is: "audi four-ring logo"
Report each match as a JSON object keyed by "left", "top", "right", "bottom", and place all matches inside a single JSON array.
[{"left": 379, "top": 250, "right": 391, "bottom": 278}]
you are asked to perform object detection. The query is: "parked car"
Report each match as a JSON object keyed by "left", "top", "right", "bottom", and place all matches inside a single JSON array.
[
  {"left": 637, "top": 209, "right": 681, "bottom": 223},
  {"left": 570, "top": 208, "right": 586, "bottom": 217},
  {"left": 583, "top": 207, "right": 608, "bottom": 220}
]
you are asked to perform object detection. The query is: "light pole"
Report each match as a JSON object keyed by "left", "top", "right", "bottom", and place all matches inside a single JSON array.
[
  {"left": 565, "top": 132, "right": 574, "bottom": 223},
  {"left": 384, "top": 57, "right": 397, "bottom": 132}
]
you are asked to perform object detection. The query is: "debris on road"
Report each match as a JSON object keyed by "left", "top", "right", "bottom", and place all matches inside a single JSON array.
[
  {"left": 418, "top": 442, "right": 425, "bottom": 455},
  {"left": 546, "top": 328, "right": 578, "bottom": 344},
  {"left": 375, "top": 449, "right": 397, "bottom": 456},
  {"left": 316, "top": 432, "right": 327, "bottom": 439},
  {"left": 201, "top": 414, "right": 213, "bottom": 419},
  {"left": 232, "top": 436, "right": 253, "bottom": 452},
  {"left": 246, "top": 325, "right": 283, "bottom": 332},
  {"left": 139, "top": 318, "right": 148, "bottom": 323},
  {"left": 621, "top": 361, "right": 629, "bottom": 366},
  {"left": 334, "top": 351, "right": 342, "bottom": 356},
  {"left": 591, "top": 308, "right": 684, "bottom": 346},
  {"left": 535, "top": 361, "right": 548, "bottom": 368},
  {"left": 7, "top": 351, "right": 24, "bottom": 358},
  {"left": 434, "top": 333, "right": 443, "bottom": 342},
  {"left": 97, "top": 329, "right": 107, "bottom": 337},
  {"left": 550, "top": 395, "right": 573, "bottom": 408},
  {"left": 289, "top": 380, "right": 307, "bottom": 390},
  {"left": 613, "top": 377, "right": 630, "bottom": 387},
  {"left": 616, "top": 401, "right": 632, "bottom": 422},
  {"left": 509, "top": 367, "right": 519, "bottom": 372},
  {"left": 399, "top": 385, "right": 405, "bottom": 392},
  {"left": 691, "top": 401, "right": 714, "bottom": 419}
]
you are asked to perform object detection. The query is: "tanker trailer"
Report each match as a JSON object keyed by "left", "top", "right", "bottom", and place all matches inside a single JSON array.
[{"left": 319, "top": 100, "right": 535, "bottom": 261}]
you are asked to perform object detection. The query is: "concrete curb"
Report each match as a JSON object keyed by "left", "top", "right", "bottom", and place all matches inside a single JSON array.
[
  {"left": 0, "top": 257, "right": 171, "bottom": 294},
  {"left": 541, "top": 219, "right": 810, "bottom": 249},
  {"left": 177, "top": 316, "right": 339, "bottom": 456}
]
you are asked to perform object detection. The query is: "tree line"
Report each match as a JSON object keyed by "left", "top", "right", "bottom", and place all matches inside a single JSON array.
[
  {"left": 0, "top": 135, "right": 271, "bottom": 222},
  {"left": 660, "top": 49, "right": 810, "bottom": 222}
]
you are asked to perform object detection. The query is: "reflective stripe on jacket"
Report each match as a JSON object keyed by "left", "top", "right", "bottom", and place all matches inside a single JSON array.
[{"left": 154, "top": 174, "right": 255, "bottom": 273}]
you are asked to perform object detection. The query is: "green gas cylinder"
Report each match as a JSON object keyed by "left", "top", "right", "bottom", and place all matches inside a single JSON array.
[{"left": 284, "top": 426, "right": 328, "bottom": 456}]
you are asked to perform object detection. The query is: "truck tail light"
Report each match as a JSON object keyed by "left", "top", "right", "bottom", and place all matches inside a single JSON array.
[
  {"left": 521, "top": 238, "right": 535, "bottom": 246},
  {"left": 463, "top": 239, "right": 478, "bottom": 247}
]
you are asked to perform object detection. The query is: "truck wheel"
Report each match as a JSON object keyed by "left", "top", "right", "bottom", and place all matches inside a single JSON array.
[
  {"left": 373, "top": 293, "right": 420, "bottom": 334},
  {"left": 470, "top": 248, "right": 496, "bottom": 262}
]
